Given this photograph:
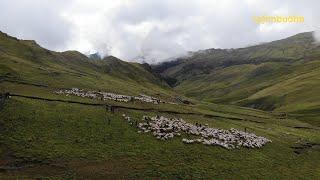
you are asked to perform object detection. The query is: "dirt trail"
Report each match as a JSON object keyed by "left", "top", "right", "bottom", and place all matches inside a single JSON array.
[{"left": 8, "top": 93, "right": 266, "bottom": 123}]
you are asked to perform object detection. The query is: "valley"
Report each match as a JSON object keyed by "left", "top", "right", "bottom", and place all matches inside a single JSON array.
[
  {"left": 0, "top": 31, "right": 319, "bottom": 178},
  {"left": 155, "top": 32, "right": 320, "bottom": 127}
]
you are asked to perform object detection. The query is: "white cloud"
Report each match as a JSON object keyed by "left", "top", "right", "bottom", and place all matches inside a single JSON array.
[
  {"left": 0, "top": 0, "right": 73, "bottom": 50},
  {"left": 0, "top": 0, "right": 319, "bottom": 63}
]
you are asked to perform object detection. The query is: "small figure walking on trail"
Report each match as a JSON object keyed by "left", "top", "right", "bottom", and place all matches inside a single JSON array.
[
  {"left": 105, "top": 105, "right": 111, "bottom": 125},
  {"left": 108, "top": 105, "right": 115, "bottom": 114},
  {"left": 130, "top": 97, "right": 135, "bottom": 104},
  {"left": 107, "top": 117, "right": 111, "bottom": 125},
  {"left": 106, "top": 105, "right": 115, "bottom": 114}
]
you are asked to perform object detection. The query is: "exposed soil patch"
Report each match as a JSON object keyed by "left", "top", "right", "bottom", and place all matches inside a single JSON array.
[
  {"left": 291, "top": 142, "right": 320, "bottom": 154},
  {"left": 0, "top": 92, "right": 9, "bottom": 111},
  {"left": 293, "top": 126, "right": 320, "bottom": 131},
  {"left": 0, "top": 79, "right": 48, "bottom": 87},
  {"left": 0, "top": 155, "right": 68, "bottom": 178}
]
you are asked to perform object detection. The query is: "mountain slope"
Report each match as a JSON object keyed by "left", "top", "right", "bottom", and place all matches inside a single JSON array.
[
  {"left": 155, "top": 32, "right": 320, "bottom": 80},
  {"left": 0, "top": 31, "right": 171, "bottom": 97},
  {"left": 154, "top": 32, "right": 320, "bottom": 126},
  {"left": 1, "top": 31, "right": 320, "bottom": 179}
]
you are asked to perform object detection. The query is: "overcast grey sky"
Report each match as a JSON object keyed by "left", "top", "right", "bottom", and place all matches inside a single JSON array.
[{"left": 0, "top": 0, "right": 319, "bottom": 63}]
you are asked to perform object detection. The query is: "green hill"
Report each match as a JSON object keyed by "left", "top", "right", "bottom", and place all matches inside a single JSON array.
[
  {"left": 0, "top": 31, "right": 173, "bottom": 98},
  {"left": 0, "top": 31, "right": 320, "bottom": 178},
  {"left": 154, "top": 32, "right": 320, "bottom": 126}
]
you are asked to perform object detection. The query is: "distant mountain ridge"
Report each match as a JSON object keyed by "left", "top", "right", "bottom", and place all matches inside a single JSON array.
[
  {"left": 1, "top": 30, "right": 319, "bottom": 126},
  {"left": 88, "top": 52, "right": 102, "bottom": 60},
  {"left": 0, "top": 31, "right": 172, "bottom": 98},
  {"left": 153, "top": 31, "right": 320, "bottom": 126},
  {"left": 154, "top": 31, "right": 320, "bottom": 81}
]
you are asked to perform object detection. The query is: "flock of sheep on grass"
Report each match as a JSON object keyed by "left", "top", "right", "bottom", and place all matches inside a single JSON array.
[
  {"left": 54, "top": 88, "right": 163, "bottom": 104},
  {"left": 54, "top": 88, "right": 271, "bottom": 149},
  {"left": 123, "top": 114, "right": 271, "bottom": 149}
]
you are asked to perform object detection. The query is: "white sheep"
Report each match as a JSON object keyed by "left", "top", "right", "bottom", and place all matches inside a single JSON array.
[{"left": 131, "top": 115, "right": 271, "bottom": 149}]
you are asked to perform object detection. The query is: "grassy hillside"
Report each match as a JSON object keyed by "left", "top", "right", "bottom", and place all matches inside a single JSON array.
[
  {"left": 1, "top": 90, "right": 320, "bottom": 179},
  {"left": 155, "top": 32, "right": 320, "bottom": 79},
  {"left": 0, "top": 31, "right": 171, "bottom": 98},
  {"left": 1, "top": 31, "right": 320, "bottom": 178},
  {"left": 155, "top": 32, "right": 320, "bottom": 126}
]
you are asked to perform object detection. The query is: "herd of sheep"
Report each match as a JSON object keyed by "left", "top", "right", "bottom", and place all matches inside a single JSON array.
[
  {"left": 54, "top": 88, "right": 162, "bottom": 104},
  {"left": 123, "top": 114, "right": 271, "bottom": 149},
  {"left": 54, "top": 88, "right": 271, "bottom": 149}
]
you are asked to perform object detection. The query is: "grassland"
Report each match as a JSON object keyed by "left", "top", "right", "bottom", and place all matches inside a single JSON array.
[
  {"left": 0, "top": 31, "right": 320, "bottom": 179},
  {"left": 1, "top": 89, "right": 320, "bottom": 179},
  {"left": 173, "top": 60, "right": 320, "bottom": 125},
  {"left": 155, "top": 32, "right": 320, "bottom": 127},
  {"left": 0, "top": 31, "right": 173, "bottom": 100}
]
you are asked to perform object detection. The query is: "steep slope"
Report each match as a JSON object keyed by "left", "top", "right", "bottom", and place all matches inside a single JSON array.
[
  {"left": 0, "top": 31, "right": 171, "bottom": 97},
  {"left": 154, "top": 32, "right": 320, "bottom": 125},
  {"left": 94, "top": 56, "right": 167, "bottom": 86},
  {"left": 155, "top": 32, "right": 320, "bottom": 81}
]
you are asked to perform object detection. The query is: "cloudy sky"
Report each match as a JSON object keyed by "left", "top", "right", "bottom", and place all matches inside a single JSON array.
[{"left": 0, "top": 0, "right": 319, "bottom": 63}]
